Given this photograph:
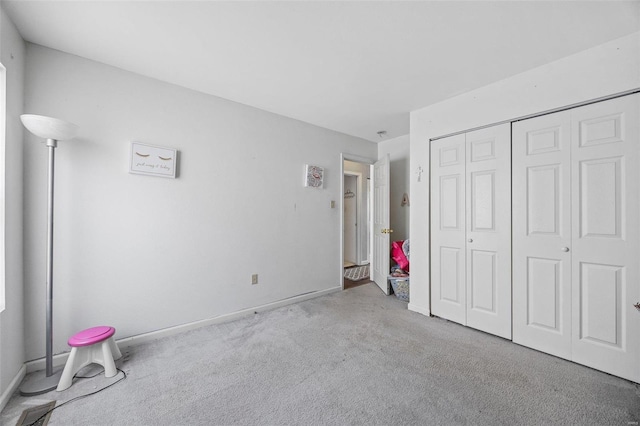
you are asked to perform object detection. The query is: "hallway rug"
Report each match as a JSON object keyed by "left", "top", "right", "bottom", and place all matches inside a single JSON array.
[{"left": 344, "top": 264, "right": 369, "bottom": 281}]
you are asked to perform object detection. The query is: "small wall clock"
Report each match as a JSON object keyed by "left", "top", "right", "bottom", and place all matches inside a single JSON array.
[{"left": 304, "top": 164, "right": 324, "bottom": 188}]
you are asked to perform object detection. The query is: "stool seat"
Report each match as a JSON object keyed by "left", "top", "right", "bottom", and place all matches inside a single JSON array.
[
  {"left": 68, "top": 326, "right": 115, "bottom": 347},
  {"left": 57, "top": 326, "right": 121, "bottom": 392}
]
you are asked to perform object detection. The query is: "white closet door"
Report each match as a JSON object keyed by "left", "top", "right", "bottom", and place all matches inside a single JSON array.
[
  {"left": 512, "top": 111, "right": 572, "bottom": 359},
  {"left": 431, "top": 124, "right": 511, "bottom": 337},
  {"left": 431, "top": 134, "right": 466, "bottom": 325},
  {"left": 465, "top": 125, "right": 511, "bottom": 339},
  {"left": 513, "top": 94, "right": 639, "bottom": 383},
  {"left": 570, "top": 95, "right": 640, "bottom": 382}
]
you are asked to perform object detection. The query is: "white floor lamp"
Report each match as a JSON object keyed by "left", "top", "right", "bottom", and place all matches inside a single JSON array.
[{"left": 19, "top": 114, "right": 78, "bottom": 396}]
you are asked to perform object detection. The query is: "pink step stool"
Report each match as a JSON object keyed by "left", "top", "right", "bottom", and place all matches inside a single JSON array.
[{"left": 57, "top": 326, "right": 122, "bottom": 391}]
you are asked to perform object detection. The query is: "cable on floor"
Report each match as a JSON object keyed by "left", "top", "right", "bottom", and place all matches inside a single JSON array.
[{"left": 26, "top": 368, "right": 127, "bottom": 426}]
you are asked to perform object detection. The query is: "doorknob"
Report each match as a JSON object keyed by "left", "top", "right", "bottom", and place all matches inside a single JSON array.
[
  {"left": 561, "top": 247, "right": 570, "bottom": 252},
  {"left": 381, "top": 228, "right": 394, "bottom": 234},
  {"left": 468, "top": 238, "right": 473, "bottom": 243}
]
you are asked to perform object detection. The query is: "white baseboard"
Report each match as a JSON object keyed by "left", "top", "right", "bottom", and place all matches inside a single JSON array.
[
  {"left": 26, "top": 286, "right": 342, "bottom": 373},
  {"left": 0, "top": 365, "right": 25, "bottom": 412},
  {"left": 408, "top": 303, "right": 430, "bottom": 317},
  {"left": 115, "top": 286, "right": 341, "bottom": 350},
  {"left": 24, "top": 352, "right": 69, "bottom": 373}
]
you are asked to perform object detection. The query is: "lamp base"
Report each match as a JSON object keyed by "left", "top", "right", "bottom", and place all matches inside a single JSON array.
[{"left": 19, "top": 368, "right": 63, "bottom": 396}]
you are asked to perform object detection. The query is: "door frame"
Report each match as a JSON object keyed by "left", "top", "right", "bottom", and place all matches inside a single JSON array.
[
  {"left": 339, "top": 153, "right": 375, "bottom": 290},
  {"left": 343, "top": 171, "right": 362, "bottom": 265},
  {"left": 0, "top": 62, "right": 5, "bottom": 313}
]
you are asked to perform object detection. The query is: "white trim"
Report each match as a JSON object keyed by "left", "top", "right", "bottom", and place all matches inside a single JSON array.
[
  {"left": 0, "top": 62, "right": 6, "bottom": 312},
  {"left": 341, "top": 152, "right": 376, "bottom": 165},
  {"left": 343, "top": 171, "right": 362, "bottom": 265},
  {"left": 430, "top": 87, "right": 640, "bottom": 142},
  {"left": 340, "top": 153, "right": 375, "bottom": 290},
  {"left": 25, "top": 287, "right": 341, "bottom": 373},
  {"left": 0, "top": 365, "right": 25, "bottom": 412},
  {"left": 408, "top": 303, "right": 430, "bottom": 317}
]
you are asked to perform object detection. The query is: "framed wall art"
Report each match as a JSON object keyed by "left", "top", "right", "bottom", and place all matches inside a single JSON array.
[
  {"left": 304, "top": 164, "right": 324, "bottom": 188},
  {"left": 129, "top": 142, "right": 177, "bottom": 178}
]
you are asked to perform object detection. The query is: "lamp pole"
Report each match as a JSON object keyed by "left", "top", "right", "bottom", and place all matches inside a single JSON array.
[
  {"left": 45, "top": 138, "right": 56, "bottom": 377},
  {"left": 19, "top": 115, "right": 78, "bottom": 396}
]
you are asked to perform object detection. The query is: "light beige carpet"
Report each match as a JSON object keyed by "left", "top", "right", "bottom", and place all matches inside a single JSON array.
[{"left": 3, "top": 284, "right": 639, "bottom": 425}]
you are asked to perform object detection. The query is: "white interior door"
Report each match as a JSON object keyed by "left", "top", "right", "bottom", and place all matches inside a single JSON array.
[
  {"left": 373, "top": 154, "right": 390, "bottom": 295},
  {"left": 465, "top": 125, "right": 511, "bottom": 339},
  {"left": 430, "top": 134, "right": 467, "bottom": 325},
  {"left": 569, "top": 95, "right": 639, "bottom": 383},
  {"left": 512, "top": 111, "right": 573, "bottom": 359}
]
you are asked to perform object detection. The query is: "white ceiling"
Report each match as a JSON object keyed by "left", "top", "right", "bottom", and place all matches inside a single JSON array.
[{"left": 3, "top": 1, "right": 639, "bottom": 142}]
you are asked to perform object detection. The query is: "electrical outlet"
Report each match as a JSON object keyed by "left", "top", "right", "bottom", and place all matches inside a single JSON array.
[{"left": 251, "top": 274, "right": 258, "bottom": 285}]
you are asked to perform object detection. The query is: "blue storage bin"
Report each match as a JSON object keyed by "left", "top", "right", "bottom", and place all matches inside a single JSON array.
[{"left": 389, "top": 276, "right": 409, "bottom": 302}]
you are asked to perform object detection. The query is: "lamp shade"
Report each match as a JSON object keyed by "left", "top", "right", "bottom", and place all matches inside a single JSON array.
[{"left": 21, "top": 114, "right": 78, "bottom": 141}]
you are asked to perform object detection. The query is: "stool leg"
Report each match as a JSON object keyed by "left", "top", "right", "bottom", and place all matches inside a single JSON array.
[
  {"left": 109, "top": 337, "right": 122, "bottom": 360},
  {"left": 57, "top": 347, "right": 80, "bottom": 391},
  {"left": 101, "top": 341, "right": 118, "bottom": 378}
]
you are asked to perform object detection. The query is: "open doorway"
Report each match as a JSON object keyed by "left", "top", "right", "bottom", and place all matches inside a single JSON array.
[
  {"left": 342, "top": 158, "right": 373, "bottom": 290},
  {"left": 343, "top": 173, "right": 359, "bottom": 267}
]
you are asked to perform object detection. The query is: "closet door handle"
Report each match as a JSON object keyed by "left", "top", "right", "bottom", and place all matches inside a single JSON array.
[
  {"left": 468, "top": 238, "right": 473, "bottom": 243},
  {"left": 561, "top": 247, "right": 570, "bottom": 252}
]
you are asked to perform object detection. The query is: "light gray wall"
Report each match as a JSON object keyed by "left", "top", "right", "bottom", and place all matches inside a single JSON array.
[
  {"left": 23, "top": 44, "right": 376, "bottom": 361},
  {"left": 378, "top": 135, "right": 409, "bottom": 243},
  {"left": 0, "top": 4, "right": 25, "bottom": 401},
  {"left": 409, "top": 32, "right": 640, "bottom": 316}
]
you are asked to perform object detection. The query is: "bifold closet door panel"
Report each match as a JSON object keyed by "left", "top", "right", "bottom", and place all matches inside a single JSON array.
[
  {"left": 431, "top": 134, "right": 467, "bottom": 325},
  {"left": 465, "top": 125, "right": 511, "bottom": 339},
  {"left": 512, "top": 111, "right": 572, "bottom": 360},
  {"left": 570, "top": 94, "right": 640, "bottom": 383},
  {"left": 513, "top": 93, "right": 640, "bottom": 383},
  {"left": 431, "top": 124, "right": 512, "bottom": 338}
]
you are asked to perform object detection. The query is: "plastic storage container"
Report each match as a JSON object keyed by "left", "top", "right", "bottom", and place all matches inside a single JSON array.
[{"left": 389, "top": 276, "right": 409, "bottom": 302}]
